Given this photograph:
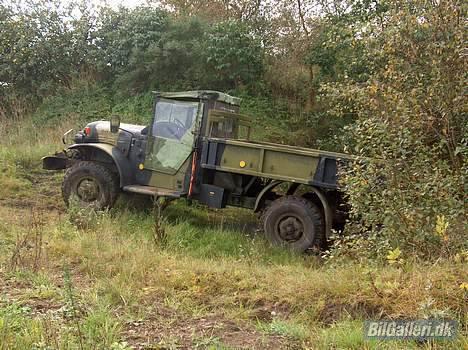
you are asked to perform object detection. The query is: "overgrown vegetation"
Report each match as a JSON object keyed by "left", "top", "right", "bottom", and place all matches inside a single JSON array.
[
  {"left": 327, "top": 0, "right": 467, "bottom": 260},
  {"left": 0, "top": 0, "right": 466, "bottom": 348}
]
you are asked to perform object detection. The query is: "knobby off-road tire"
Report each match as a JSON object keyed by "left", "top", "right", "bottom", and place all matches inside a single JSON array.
[
  {"left": 62, "top": 161, "right": 119, "bottom": 210},
  {"left": 262, "top": 195, "right": 324, "bottom": 252}
]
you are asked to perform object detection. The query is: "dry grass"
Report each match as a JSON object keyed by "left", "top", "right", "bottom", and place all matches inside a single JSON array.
[{"left": 0, "top": 202, "right": 466, "bottom": 349}]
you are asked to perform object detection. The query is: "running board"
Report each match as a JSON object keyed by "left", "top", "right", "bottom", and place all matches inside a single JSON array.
[{"left": 123, "top": 185, "right": 185, "bottom": 198}]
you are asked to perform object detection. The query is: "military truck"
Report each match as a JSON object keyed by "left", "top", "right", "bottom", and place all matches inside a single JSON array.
[{"left": 43, "top": 91, "right": 353, "bottom": 252}]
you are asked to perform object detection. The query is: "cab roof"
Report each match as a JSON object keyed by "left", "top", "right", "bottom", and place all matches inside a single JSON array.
[{"left": 152, "top": 90, "right": 241, "bottom": 106}]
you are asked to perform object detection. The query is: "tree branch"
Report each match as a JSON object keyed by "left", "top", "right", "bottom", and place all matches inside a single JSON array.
[{"left": 296, "top": 0, "right": 309, "bottom": 37}]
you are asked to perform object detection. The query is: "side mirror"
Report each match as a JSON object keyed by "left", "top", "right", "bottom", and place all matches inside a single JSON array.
[{"left": 110, "top": 115, "right": 121, "bottom": 133}]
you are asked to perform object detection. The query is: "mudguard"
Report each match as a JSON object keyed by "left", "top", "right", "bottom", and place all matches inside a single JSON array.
[
  {"left": 42, "top": 143, "right": 134, "bottom": 187},
  {"left": 68, "top": 143, "right": 134, "bottom": 187}
]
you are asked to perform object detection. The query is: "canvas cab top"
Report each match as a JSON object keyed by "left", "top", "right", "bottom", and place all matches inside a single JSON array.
[{"left": 153, "top": 90, "right": 242, "bottom": 106}]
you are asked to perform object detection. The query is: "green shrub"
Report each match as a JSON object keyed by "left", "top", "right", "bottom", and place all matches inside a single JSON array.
[
  {"left": 31, "top": 81, "right": 113, "bottom": 126},
  {"left": 327, "top": 0, "right": 467, "bottom": 261}
]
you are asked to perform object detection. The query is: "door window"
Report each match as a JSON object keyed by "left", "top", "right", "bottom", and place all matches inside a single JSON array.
[{"left": 145, "top": 99, "right": 200, "bottom": 174}]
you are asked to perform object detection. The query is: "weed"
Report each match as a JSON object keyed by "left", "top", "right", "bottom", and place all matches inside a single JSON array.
[
  {"left": 192, "top": 335, "right": 223, "bottom": 349},
  {"left": 63, "top": 268, "right": 84, "bottom": 350},
  {"left": 9, "top": 209, "right": 45, "bottom": 272},
  {"left": 67, "top": 197, "right": 105, "bottom": 230},
  {"left": 257, "top": 318, "right": 309, "bottom": 340},
  {"left": 82, "top": 306, "right": 122, "bottom": 349},
  {"left": 152, "top": 196, "right": 168, "bottom": 247}
]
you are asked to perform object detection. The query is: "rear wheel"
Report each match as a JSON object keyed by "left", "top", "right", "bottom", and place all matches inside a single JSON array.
[
  {"left": 62, "top": 161, "right": 119, "bottom": 210},
  {"left": 262, "top": 196, "right": 324, "bottom": 252}
]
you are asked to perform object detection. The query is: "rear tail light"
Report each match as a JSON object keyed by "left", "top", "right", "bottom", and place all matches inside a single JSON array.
[{"left": 84, "top": 127, "right": 91, "bottom": 136}]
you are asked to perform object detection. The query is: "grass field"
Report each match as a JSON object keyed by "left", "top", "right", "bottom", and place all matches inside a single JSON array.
[{"left": 0, "top": 118, "right": 466, "bottom": 349}]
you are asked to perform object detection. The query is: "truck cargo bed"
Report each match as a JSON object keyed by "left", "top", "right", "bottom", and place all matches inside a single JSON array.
[{"left": 200, "top": 138, "right": 354, "bottom": 189}]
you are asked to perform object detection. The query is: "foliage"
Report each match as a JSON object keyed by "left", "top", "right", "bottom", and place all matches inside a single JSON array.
[
  {"left": 31, "top": 80, "right": 113, "bottom": 126},
  {"left": 1, "top": 2, "right": 266, "bottom": 108},
  {"left": 203, "top": 20, "right": 264, "bottom": 90},
  {"left": 95, "top": 6, "right": 169, "bottom": 76},
  {"left": 331, "top": 0, "right": 467, "bottom": 260},
  {"left": 0, "top": 0, "right": 96, "bottom": 98},
  {"left": 0, "top": 1, "right": 467, "bottom": 347},
  {"left": 100, "top": 10, "right": 207, "bottom": 92},
  {"left": 110, "top": 91, "right": 155, "bottom": 125},
  {"left": 306, "top": 0, "right": 385, "bottom": 84}
]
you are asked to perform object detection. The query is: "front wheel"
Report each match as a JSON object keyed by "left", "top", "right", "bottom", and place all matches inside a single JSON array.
[
  {"left": 62, "top": 161, "right": 119, "bottom": 210},
  {"left": 262, "top": 196, "right": 324, "bottom": 252}
]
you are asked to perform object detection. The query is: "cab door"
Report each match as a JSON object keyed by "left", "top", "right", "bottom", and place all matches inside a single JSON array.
[{"left": 144, "top": 99, "right": 201, "bottom": 176}]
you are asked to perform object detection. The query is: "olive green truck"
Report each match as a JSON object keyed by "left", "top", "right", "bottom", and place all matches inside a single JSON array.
[{"left": 43, "top": 91, "right": 353, "bottom": 252}]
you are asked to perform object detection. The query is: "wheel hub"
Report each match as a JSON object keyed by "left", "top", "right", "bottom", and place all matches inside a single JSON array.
[
  {"left": 76, "top": 178, "right": 99, "bottom": 202},
  {"left": 278, "top": 216, "right": 304, "bottom": 242}
]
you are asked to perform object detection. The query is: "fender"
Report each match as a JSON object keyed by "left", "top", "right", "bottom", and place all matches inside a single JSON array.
[
  {"left": 303, "top": 186, "right": 333, "bottom": 240},
  {"left": 253, "top": 180, "right": 283, "bottom": 212},
  {"left": 68, "top": 143, "right": 134, "bottom": 187}
]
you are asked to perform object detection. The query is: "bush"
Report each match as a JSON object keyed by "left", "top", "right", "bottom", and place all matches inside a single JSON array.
[
  {"left": 31, "top": 80, "right": 113, "bottom": 126},
  {"left": 328, "top": 0, "right": 467, "bottom": 260}
]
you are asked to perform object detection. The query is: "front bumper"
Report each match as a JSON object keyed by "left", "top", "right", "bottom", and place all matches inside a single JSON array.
[{"left": 42, "top": 152, "right": 70, "bottom": 170}]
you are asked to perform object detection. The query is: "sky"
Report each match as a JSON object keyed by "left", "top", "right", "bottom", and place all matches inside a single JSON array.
[{"left": 1, "top": 0, "right": 152, "bottom": 10}]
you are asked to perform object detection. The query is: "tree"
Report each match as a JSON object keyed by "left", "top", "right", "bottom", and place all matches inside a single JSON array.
[
  {"left": 95, "top": 6, "right": 169, "bottom": 77},
  {"left": 160, "top": 0, "right": 264, "bottom": 21},
  {"left": 203, "top": 20, "right": 264, "bottom": 90}
]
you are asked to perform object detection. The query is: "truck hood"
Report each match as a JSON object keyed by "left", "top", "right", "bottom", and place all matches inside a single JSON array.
[
  {"left": 75, "top": 120, "right": 147, "bottom": 146},
  {"left": 90, "top": 121, "right": 146, "bottom": 134}
]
